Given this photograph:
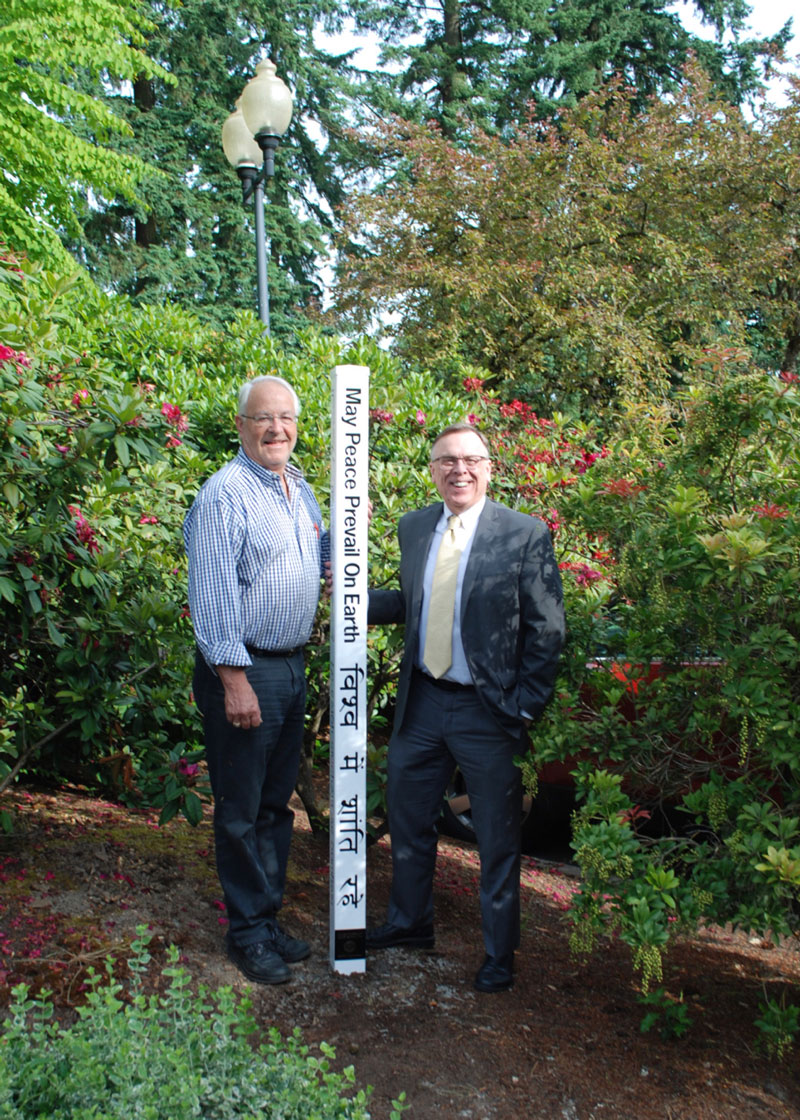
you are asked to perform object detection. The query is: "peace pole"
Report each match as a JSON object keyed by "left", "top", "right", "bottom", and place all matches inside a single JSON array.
[{"left": 329, "top": 364, "right": 370, "bottom": 973}]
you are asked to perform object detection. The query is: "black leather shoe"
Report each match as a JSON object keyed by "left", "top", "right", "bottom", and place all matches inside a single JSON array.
[
  {"left": 227, "top": 939, "right": 291, "bottom": 984},
  {"left": 365, "top": 922, "right": 435, "bottom": 950},
  {"left": 266, "top": 921, "right": 311, "bottom": 963},
  {"left": 474, "top": 954, "right": 514, "bottom": 993}
]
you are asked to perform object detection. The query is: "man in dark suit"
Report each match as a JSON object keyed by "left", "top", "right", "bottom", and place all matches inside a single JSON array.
[{"left": 367, "top": 423, "right": 565, "bottom": 992}]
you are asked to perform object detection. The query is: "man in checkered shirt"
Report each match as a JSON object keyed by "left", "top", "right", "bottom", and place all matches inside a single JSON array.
[{"left": 184, "top": 374, "right": 329, "bottom": 985}]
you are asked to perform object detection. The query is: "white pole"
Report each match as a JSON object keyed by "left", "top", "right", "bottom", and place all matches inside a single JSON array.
[{"left": 329, "top": 364, "right": 370, "bottom": 973}]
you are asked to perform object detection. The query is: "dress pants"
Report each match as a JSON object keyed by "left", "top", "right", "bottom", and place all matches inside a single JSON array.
[
  {"left": 386, "top": 671, "right": 524, "bottom": 960},
  {"left": 193, "top": 650, "right": 306, "bottom": 946}
]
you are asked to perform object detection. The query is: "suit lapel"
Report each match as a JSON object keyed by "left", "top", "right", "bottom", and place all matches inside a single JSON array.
[
  {"left": 409, "top": 504, "right": 442, "bottom": 621},
  {"left": 460, "top": 500, "right": 498, "bottom": 622}
]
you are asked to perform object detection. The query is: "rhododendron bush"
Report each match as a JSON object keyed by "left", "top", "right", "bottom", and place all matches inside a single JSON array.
[{"left": 1, "top": 256, "right": 798, "bottom": 1049}]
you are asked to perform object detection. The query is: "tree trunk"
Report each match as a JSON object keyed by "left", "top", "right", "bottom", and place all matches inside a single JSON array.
[{"left": 133, "top": 75, "right": 156, "bottom": 255}]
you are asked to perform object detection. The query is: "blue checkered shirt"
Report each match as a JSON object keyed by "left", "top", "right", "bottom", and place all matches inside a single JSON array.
[{"left": 184, "top": 449, "right": 329, "bottom": 667}]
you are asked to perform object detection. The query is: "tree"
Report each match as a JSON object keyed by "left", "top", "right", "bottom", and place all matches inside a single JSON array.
[
  {"left": 68, "top": 0, "right": 373, "bottom": 332},
  {"left": 349, "top": 0, "right": 792, "bottom": 132},
  {"left": 0, "top": 0, "right": 171, "bottom": 268},
  {"left": 334, "top": 66, "right": 800, "bottom": 412}
]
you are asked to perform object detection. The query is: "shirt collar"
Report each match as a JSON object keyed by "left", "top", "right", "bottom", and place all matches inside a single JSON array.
[
  {"left": 441, "top": 495, "right": 486, "bottom": 531},
  {"left": 237, "top": 447, "right": 304, "bottom": 486}
]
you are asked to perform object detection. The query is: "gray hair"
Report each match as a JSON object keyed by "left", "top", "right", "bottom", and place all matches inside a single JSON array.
[
  {"left": 238, "top": 375, "right": 301, "bottom": 417},
  {"left": 431, "top": 423, "right": 490, "bottom": 457}
]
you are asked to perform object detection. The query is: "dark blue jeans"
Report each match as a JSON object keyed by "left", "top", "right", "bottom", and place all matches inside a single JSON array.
[{"left": 193, "top": 650, "right": 306, "bottom": 946}]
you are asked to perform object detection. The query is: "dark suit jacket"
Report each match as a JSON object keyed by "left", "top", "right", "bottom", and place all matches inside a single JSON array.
[{"left": 369, "top": 499, "right": 565, "bottom": 735}]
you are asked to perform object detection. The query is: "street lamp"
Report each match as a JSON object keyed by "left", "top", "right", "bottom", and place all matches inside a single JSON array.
[{"left": 222, "top": 59, "right": 294, "bottom": 332}]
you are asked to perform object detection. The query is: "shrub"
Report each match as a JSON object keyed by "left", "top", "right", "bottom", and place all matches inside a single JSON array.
[
  {"left": 521, "top": 351, "right": 800, "bottom": 1050},
  {"left": 0, "top": 928, "right": 405, "bottom": 1119},
  {"left": 0, "top": 255, "right": 478, "bottom": 825}
]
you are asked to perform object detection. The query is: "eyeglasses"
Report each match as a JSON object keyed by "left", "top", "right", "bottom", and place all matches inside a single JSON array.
[
  {"left": 430, "top": 455, "right": 490, "bottom": 469},
  {"left": 241, "top": 412, "right": 297, "bottom": 426}
]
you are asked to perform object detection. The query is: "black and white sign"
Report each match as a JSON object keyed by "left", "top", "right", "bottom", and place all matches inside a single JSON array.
[{"left": 329, "top": 364, "right": 369, "bottom": 973}]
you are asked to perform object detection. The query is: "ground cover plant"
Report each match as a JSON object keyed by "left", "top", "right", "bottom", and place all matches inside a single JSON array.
[{"left": 0, "top": 926, "right": 404, "bottom": 1119}]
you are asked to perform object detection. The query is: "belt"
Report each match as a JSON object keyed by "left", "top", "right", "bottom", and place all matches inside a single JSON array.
[
  {"left": 246, "top": 645, "right": 304, "bottom": 659},
  {"left": 413, "top": 667, "right": 475, "bottom": 692}
]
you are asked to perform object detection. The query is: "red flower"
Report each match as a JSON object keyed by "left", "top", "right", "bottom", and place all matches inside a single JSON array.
[
  {"left": 601, "top": 478, "right": 646, "bottom": 498},
  {"left": 753, "top": 502, "right": 789, "bottom": 520},
  {"left": 779, "top": 371, "right": 799, "bottom": 384},
  {"left": 558, "top": 560, "right": 603, "bottom": 586},
  {"left": 68, "top": 505, "right": 101, "bottom": 554},
  {"left": 161, "top": 401, "right": 188, "bottom": 431}
]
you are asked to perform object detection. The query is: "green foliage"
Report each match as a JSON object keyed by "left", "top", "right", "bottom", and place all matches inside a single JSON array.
[
  {"left": 0, "top": 927, "right": 400, "bottom": 1119},
  {"left": 506, "top": 350, "right": 800, "bottom": 1051},
  {"left": 348, "top": 0, "right": 787, "bottom": 130},
  {"left": 0, "top": 258, "right": 203, "bottom": 820},
  {"left": 754, "top": 995, "right": 799, "bottom": 1061},
  {"left": 69, "top": 0, "right": 373, "bottom": 332},
  {"left": 336, "top": 68, "right": 800, "bottom": 405},
  {"left": 0, "top": 0, "right": 172, "bottom": 269},
  {"left": 638, "top": 987, "right": 694, "bottom": 1040}
]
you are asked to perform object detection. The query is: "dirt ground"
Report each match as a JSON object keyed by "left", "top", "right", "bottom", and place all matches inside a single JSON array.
[{"left": 1, "top": 784, "right": 799, "bottom": 1120}]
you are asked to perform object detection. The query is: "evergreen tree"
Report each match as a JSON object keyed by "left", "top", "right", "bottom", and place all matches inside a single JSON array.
[
  {"left": 69, "top": 0, "right": 370, "bottom": 332},
  {"left": 350, "top": 0, "right": 792, "bottom": 131}
]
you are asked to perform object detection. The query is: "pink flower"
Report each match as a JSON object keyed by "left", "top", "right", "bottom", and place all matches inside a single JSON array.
[
  {"left": 55, "top": 445, "right": 69, "bottom": 455},
  {"left": 467, "top": 413, "right": 478, "bottom": 425},
  {"left": 463, "top": 377, "right": 484, "bottom": 391},
  {"left": 369, "top": 408, "right": 394, "bottom": 424},
  {"left": 161, "top": 402, "right": 188, "bottom": 431},
  {"left": 415, "top": 410, "right": 426, "bottom": 426},
  {"left": 558, "top": 560, "right": 603, "bottom": 586},
  {"left": 166, "top": 434, "right": 183, "bottom": 448},
  {"left": 68, "top": 505, "right": 101, "bottom": 554},
  {"left": 138, "top": 515, "right": 159, "bottom": 525},
  {"left": 71, "top": 389, "right": 90, "bottom": 406},
  {"left": 178, "top": 759, "right": 199, "bottom": 778},
  {"left": 0, "top": 344, "right": 30, "bottom": 368}
]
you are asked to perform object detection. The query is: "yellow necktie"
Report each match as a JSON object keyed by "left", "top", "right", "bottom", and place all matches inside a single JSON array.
[{"left": 423, "top": 515, "right": 462, "bottom": 679}]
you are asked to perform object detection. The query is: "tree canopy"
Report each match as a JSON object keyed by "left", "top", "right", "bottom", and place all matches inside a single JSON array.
[
  {"left": 0, "top": 0, "right": 170, "bottom": 268},
  {"left": 334, "top": 66, "right": 800, "bottom": 411},
  {"left": 67, "top": 0, "right": 373, "bottom": 332},
  {"left": 1, "top": 0, "right": 795, "bottom": 340},
  {"left": 349, "top": 0, "right": 792, "bottom": 132}
]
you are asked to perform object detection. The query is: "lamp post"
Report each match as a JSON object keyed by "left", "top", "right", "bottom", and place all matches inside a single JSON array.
[{"left": 222, "top": 60, "right": 294, "bottom": 333}]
